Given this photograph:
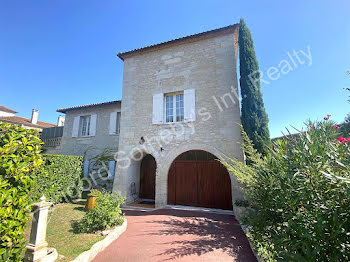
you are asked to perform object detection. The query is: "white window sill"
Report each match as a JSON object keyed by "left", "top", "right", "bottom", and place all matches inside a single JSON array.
[
  {"left": 153, "top": 120, "right": 194, "bottom": 125},
  {"left": 74, "top": 135, "right": 95, "bottom": 138}
]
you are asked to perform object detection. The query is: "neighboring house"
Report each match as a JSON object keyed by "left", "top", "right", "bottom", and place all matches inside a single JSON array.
[
  {"left": 57, "top": 24, "right": 245, "bottom": 211},
  {"left": 56, "top": 101, "right": 122, "bottom": 191},
  {"left": 0, "top": 106, "right": 56, "bottom": 130}
]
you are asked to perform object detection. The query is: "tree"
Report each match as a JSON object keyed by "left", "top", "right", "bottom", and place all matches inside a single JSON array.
[
  {"left": 238, "top": 19, "right": 270, "bottom": 155},
  {"left": 346, "top": 71, "right": 350, "bottom": 122}
]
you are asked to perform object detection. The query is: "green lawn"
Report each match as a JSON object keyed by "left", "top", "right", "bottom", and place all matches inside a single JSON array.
[{"left": 25, "top": 200, "right": 104, "bottom": 262}]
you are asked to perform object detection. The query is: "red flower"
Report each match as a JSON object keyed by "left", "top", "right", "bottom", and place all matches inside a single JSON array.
[
  {"left": 327, "top": 114, "right": 331, "bottom": 118},
  {"left": 347, "top": 137, "right": 350, "bottom": 141},
  {"left": 333, "top": 125, "right": 339, "bottom": 129}
]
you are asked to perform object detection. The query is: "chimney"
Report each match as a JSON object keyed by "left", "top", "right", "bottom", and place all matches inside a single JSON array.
[
  {"left": 57, "top": 116, "right": 65, "bottom": 126},
  {"left": 31, "top": 109, "right": 39, "bottom": 124}
]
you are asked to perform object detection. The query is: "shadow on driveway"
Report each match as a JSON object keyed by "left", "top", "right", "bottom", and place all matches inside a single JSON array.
[{"left": 93, "top": 208, "right": 257, "bottom": 262}]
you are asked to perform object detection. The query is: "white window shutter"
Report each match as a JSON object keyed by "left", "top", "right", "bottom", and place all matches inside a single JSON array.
[
  {"left": 83, "top": 160, "right": 89, "bottom": 178},
  {"left": 184, "top": 89, "right": 196, "bottom": 121},
  {"left": 108, "top": 161, "right": 115, "bottom": 180},
  {"left": 72, "top": 116, "right": 80, "bottom": 137},
  {"left": 152, "top": 93, "right": 164, "bottom": 124},
  {"left": 89, "top": 114, "right": 97, "bottom": 136},
  {"left": 109, "top": 112, "right": 117, "bottom": 135}
]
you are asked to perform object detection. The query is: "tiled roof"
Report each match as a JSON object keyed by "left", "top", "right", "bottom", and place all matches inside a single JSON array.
[
  {"left": 0, "top": 105, "right": 17, "bottom": 114},
  {"left": 0, "top": 116, "right": 56, "bottom": 128},
  {"left": 57, "top": 100, "right": 121, "bottom": 113},
  {"left": 117, "top": 24, "right": 239, "bottom": 60}
]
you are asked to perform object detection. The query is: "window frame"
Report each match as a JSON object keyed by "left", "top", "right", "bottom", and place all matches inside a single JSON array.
[
  {"left": 164, "top": 92, "right": 184, "bottom": 124},
  {"left": 80, "top": 115, "right": 91, "bottom": 137},
  {"left": 116, "top": 112, "right": 121, "bottom": 134}
]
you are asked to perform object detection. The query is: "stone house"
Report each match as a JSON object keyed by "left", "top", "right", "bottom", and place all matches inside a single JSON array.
[
  {"left": 115, "top": 24, "right": 244, "bottom": 210},
  {"left": 56, "top": 101, "right": 122, "bottom": 191},
  {"left": 57, "top": 24, "right": 245, "bottom": 210}
]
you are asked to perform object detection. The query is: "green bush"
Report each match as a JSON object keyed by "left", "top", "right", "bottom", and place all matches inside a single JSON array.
[
  {"left": 223, "top": 119, "right": 350, "bottom": 261},
  {"left": 77, "top": 190, "right": 125, "bottom": 233},
  {"left": 0, "top": 122, "right": 43, "bottom": 261},
  {"left": 31, "top": 154, "right": 83, "bottom": 203}
]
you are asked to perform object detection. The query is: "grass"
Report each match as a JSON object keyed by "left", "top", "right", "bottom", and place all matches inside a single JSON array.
[{"left": 25, "top": 200, "right": 104, "bottom": 262}]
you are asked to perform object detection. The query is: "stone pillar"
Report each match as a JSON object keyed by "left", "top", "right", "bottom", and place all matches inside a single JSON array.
[{"left": 24, "top": 195, "right": 58, "bottom": 262}]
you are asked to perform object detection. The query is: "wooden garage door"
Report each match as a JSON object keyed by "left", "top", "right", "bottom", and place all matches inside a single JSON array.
[{"left": 168, "top": 151, "right": 233, "bottom": 210}]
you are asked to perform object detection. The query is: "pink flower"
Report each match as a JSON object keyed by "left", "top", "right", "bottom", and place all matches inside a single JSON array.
[
  {"left": 333, "top": 125, "right": 339, "bottom": 129},
  {"left": 324, "top": 114, "right": 331, "bottom": 120},
  {"left": 337, "top": 137, "right": 347, "bottom": 143},
  {"left": 347, "top": 137, "right": 350, "bottom": 141}
]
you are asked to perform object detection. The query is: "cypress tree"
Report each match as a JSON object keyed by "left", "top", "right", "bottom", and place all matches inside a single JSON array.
[{"left": 238, "top": 18, "right": 270, "bottom": 155}]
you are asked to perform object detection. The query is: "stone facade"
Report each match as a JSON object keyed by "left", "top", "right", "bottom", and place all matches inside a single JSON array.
[
  {"left": 113, "top": 26, "right": 244, "bottom": 209},
  {"left": 59, "top": 103, "right": 121, "bottom": 191},
  {"left": 60, "top": 103, "right": 121, "bottom": 159}
]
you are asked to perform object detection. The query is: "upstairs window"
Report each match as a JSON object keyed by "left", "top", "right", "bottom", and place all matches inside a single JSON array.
[
  {"left": 165, "top": 93, "right": 184, "bottom": 123},
  {"left": 80, "top": 116, "right": 91, "bottom": 137},
  {"left": 72, "top": 114, "right": 97, "bottom": 137},
  {"left": 152, "top": 89, "right": 195, "bottom": 125},
  {"left": 109, "top": 111, "right": 121, "bottom": 135}
]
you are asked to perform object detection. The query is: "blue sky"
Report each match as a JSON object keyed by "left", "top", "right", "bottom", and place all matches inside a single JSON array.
[{"left": 1, "top": 0, "right": 349, "bottom": 138}]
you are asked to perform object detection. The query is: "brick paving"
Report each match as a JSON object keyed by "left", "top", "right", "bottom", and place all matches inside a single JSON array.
[{"left": 92, "top": 208, "right": 257, "bottom": 262}]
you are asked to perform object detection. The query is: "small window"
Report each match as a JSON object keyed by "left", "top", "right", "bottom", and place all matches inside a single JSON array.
[
  {"left": 165, "top": 92, "right": 184, "bottom": 123},
  {"left": 80, "top": 116, "right": 91, "bottom": 137},
  {"left": 116, "top": 112, "right": 121, "bottom": 134}
]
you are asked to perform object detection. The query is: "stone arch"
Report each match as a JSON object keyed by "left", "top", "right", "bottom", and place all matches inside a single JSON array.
[
  {"left": 115, "top": 147, "right": 159, "bottom": 203},
  {"left": 155, "top": 142, "right": 244, "bottom": 211}
]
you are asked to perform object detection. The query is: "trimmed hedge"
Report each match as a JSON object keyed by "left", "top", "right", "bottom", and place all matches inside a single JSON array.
[
  {"left": 31, "top": 154, "right": 84, "bottom": 203},
  {"left": 0, "top": 122, "right": 43, "bottom": 261}
]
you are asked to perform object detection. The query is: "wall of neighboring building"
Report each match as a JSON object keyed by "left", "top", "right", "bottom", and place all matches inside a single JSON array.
[
  {"left": 60, "top": 103, "right": 121, "bottom": 191},
  {"left": 113, "top": 29, "right": 244, "bottom": 209},
  {"left": 41, "top": 126, "right": 64, "bottom": 154},
  {"left": 60, "top": 103, "right": 121, "bottom": 158},
  {"left": 0, "top": 111, "right": 15, "bottom": 117}
]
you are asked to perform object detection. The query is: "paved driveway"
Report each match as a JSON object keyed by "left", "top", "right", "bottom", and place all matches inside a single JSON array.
[{"left": 93, "top": 208, "right": 257, "bottom": 262}]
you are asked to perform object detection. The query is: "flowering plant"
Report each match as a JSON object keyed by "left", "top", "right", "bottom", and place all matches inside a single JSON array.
[{"left": 223, "top": 116, "right": 350, "bottom": 261}]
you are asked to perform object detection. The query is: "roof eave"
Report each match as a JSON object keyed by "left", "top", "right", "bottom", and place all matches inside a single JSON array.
[
  {"left": 116, "top": 23, "right": 239, "bottom": 61},
  {"left": 56, "top": 100, "right": 122, "bottom": 114}
]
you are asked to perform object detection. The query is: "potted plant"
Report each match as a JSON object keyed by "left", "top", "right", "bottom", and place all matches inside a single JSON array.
[{"left": 85, "top": 189, "right": 99, "bottom": 211}]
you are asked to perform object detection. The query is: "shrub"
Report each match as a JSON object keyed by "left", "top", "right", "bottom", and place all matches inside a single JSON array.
[
  {"left": 0, "top": 122, "right": 43, "bottom": 261},
  {"left": 223, "top": 119, "right": 350, "bottom": 261},
  {"left": 77, "top": 190, "right": 125, "bottom": 233},
  {"left": 31, "top": 154, "right": 83, "bottom": 203}
]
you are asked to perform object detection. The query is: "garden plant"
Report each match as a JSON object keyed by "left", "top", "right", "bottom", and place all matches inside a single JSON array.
[
  {"left": 0, "top": 123, "right": 43, "bottom": 261},
  {"left": 77, "top": 190, "right": 125, "bottom": 233},
  {"left": 223, "top": 117, "right": 350, "bottom": 261}
]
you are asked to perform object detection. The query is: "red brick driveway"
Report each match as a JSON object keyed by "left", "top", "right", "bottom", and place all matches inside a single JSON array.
[{"left": 93, "top": 208, "right": 257, "bottom": 262}]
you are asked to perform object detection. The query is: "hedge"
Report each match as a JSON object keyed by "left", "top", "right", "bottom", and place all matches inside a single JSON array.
[
  {"left": 31, "top": 154, "right": 84, "bottom": 204},
  {"left": 0, "top": 122, "right": 43, "bottom": 262}
]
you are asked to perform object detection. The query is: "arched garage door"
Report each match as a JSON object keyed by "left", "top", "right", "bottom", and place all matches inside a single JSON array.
[{"left": 168, "top": 150, "right": 233, "bottom": 210}]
